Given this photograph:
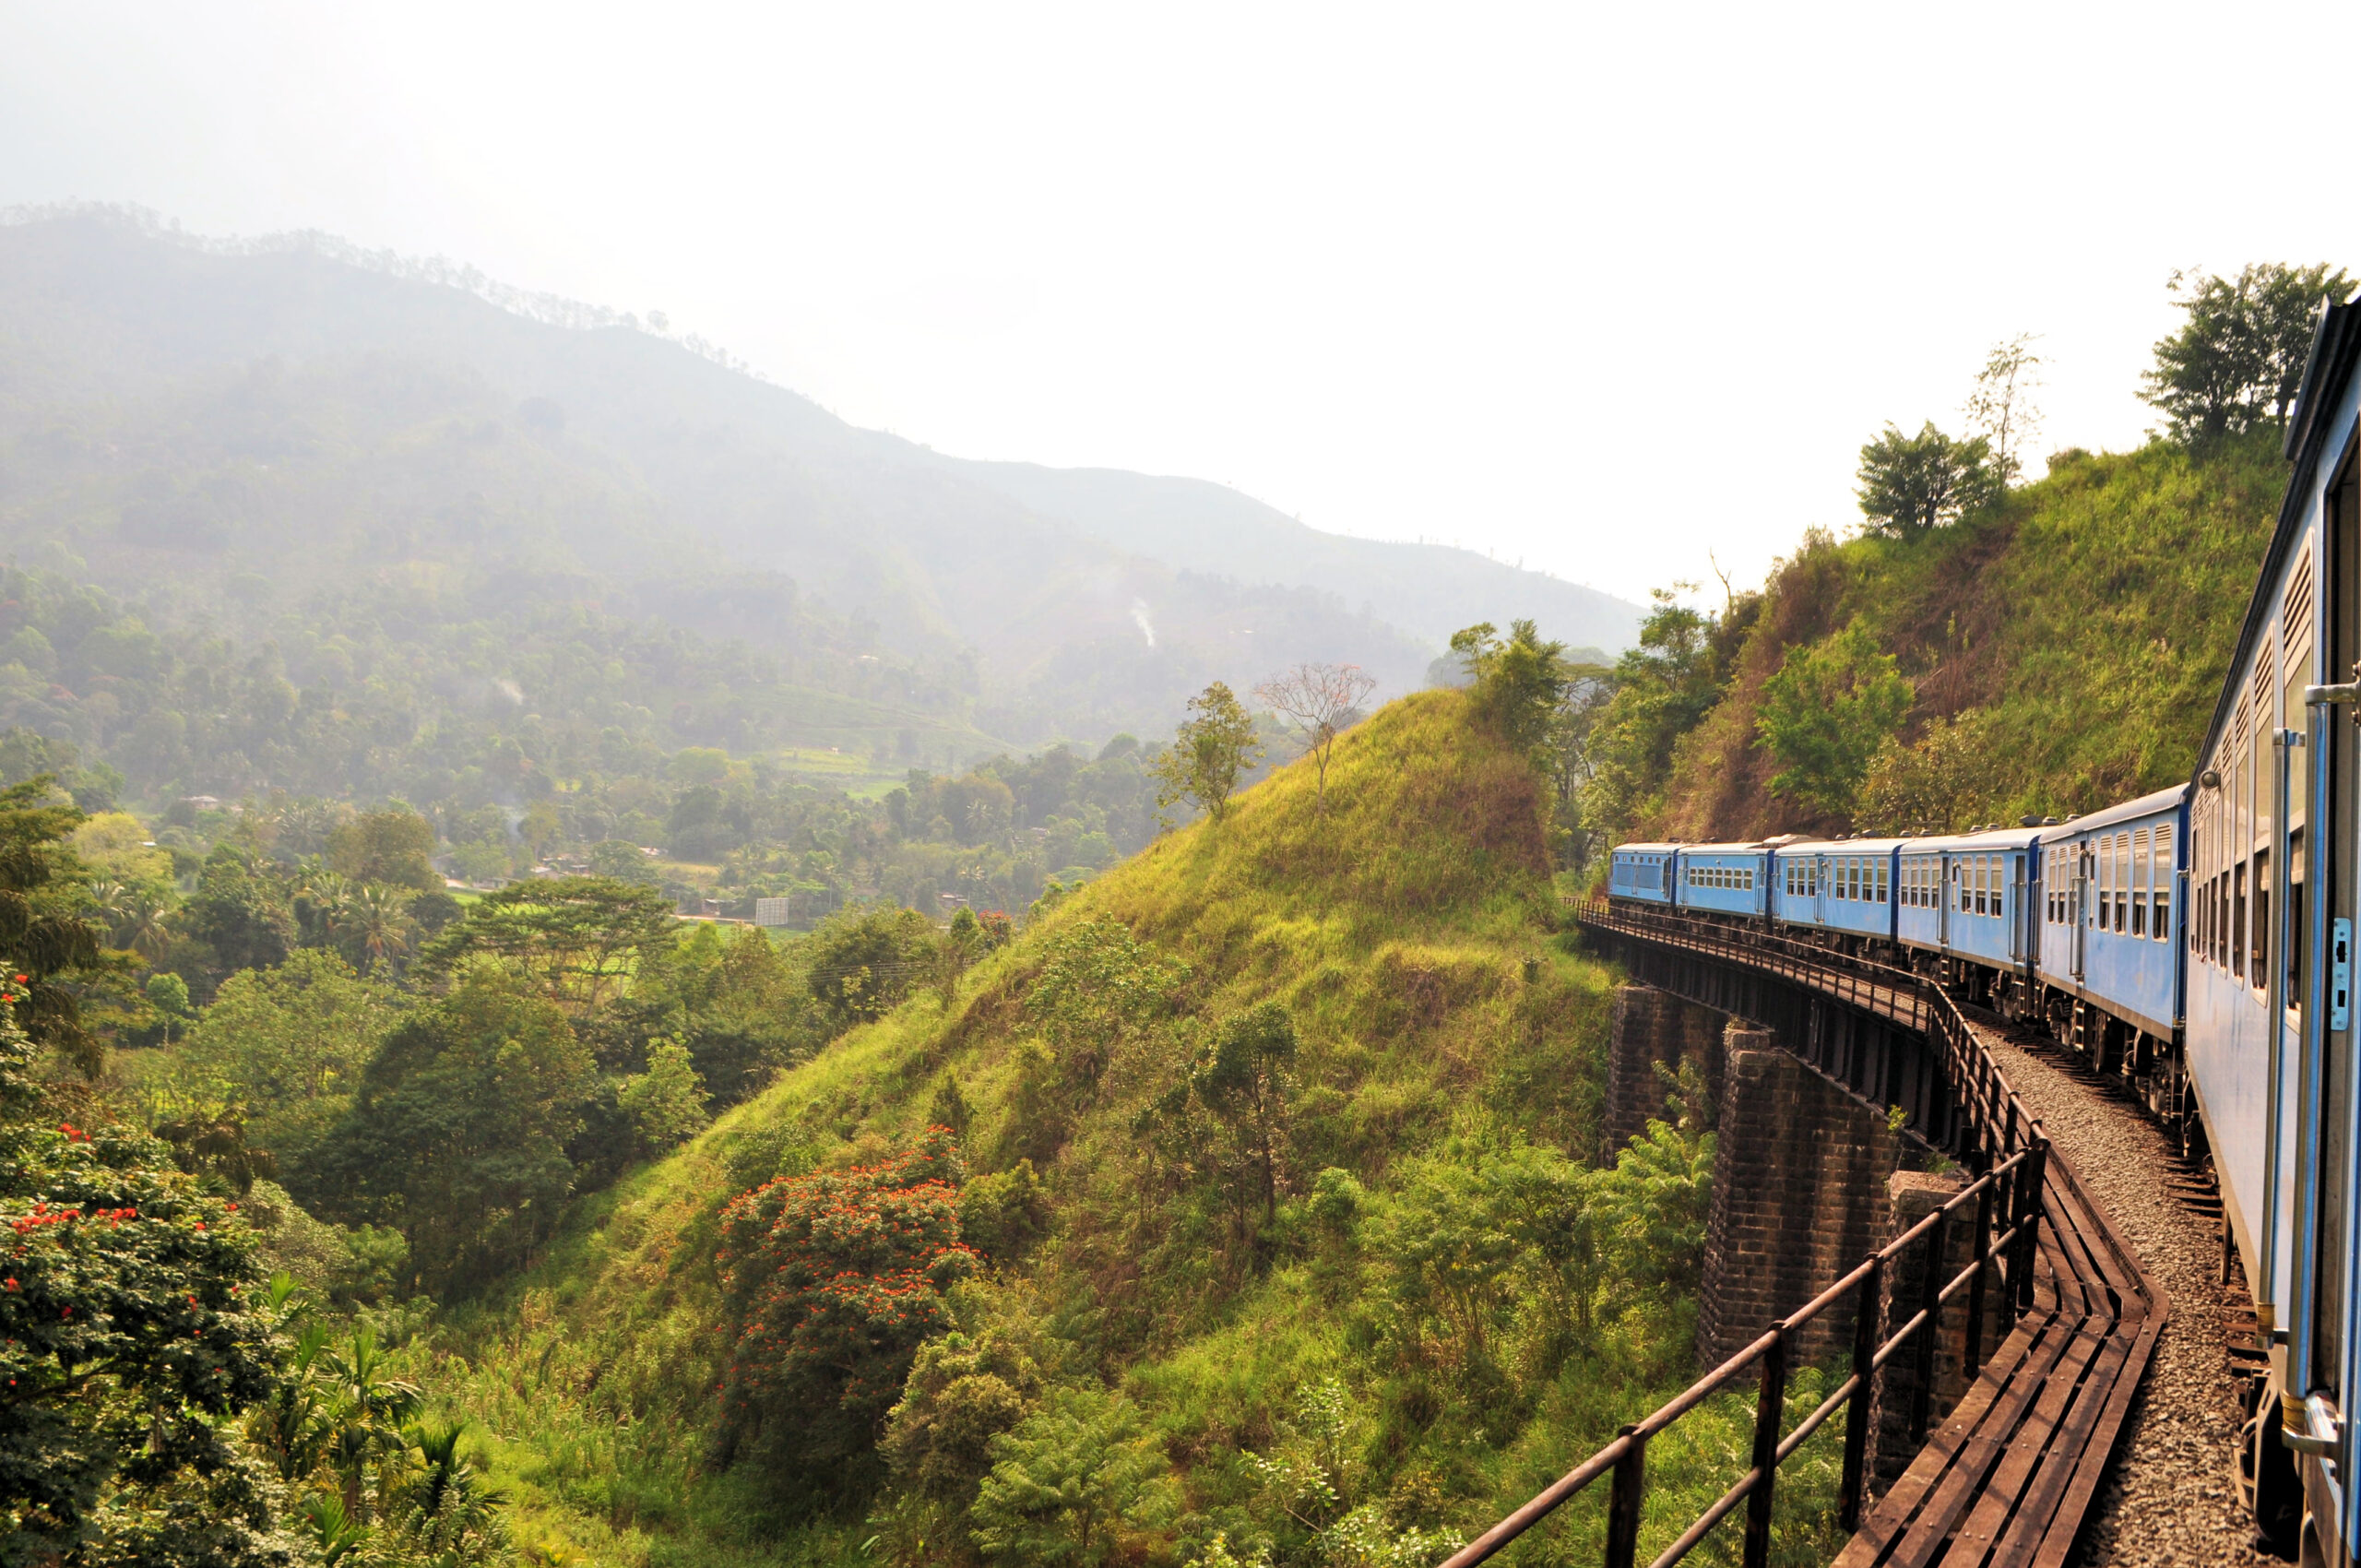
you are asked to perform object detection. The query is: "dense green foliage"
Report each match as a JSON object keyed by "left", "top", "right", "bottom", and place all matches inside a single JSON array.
[
  {"left": 2142, "top": 262, "right": 2354, "bottom": 443},
  {"left": 364, "top": 692, "right": 1851, "bottom": 1568}
]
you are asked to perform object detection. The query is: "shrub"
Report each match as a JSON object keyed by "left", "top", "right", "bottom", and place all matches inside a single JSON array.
[{"left": 716, "top": 1127, "right": 977, "bottom": 1498}]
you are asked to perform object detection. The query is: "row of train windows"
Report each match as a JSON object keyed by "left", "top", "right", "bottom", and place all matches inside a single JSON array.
[
  {"left": 1687, "top": 864, "right": 1756, "bottom": 891},
  {"left": 1786, "top": 858, "right": 1887, "bottom": 902},
  {"left": 2193, "top": 859, "right": 2275, "bottom": 989},
  {"left": 1946, "top": 853, "right": 2012, "bottom": 917},
  {"left": 2041, "top": 831, "right": 2173, "bottom": 940},
  {"left": 1617, "top": 858, "right": 1666, "bottom": 893}
]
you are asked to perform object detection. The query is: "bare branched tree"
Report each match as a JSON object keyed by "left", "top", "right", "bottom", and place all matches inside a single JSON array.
[{"left": 1254, "top": 662, "right": 1378, "bottom": 812}]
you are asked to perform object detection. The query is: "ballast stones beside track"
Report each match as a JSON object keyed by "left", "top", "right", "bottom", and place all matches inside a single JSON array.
[{"left": 1967, "top": 1016, "right": 2272, "bottom": 1568}]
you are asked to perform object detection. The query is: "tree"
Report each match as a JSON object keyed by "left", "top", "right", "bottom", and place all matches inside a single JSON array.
[
  {"left": 0, "top": 988, "right": 298, "bottom": 1565},
  {"left": 968, "top": 1389, "right": 1179, "bottom": 1567},
  {"left": 1578, "top": 588, "right": 1731, "bottom": 843},
  {"left": 587, "top": 838, "right": 658, "bottom": 887},
  {"left": 1754, "top": 622, "right": 1914, "bottom": 817},
  {"left": 1855, "top": 422, "right": 1999, "bottom": 536},
  {"left": 170, "top": 949, "right": 407, "bottom": 1183},
  {"left": 615, "top": 1036, "right": 709, "bottom": 1155},
  {"left": 2142, "top": 263, "right": 2355, "bottom": 444},
  {"left": 1151, "top": 683, "right": 1263, "bottom": 827},
  {"left": 1253, "top": 663, "right": 1377, "bottom": 812},
  {"left": 1857, "top": 709, "right": 2011, "bottom": 834},
  {"left": 325, "top": 809, "right": 441, "bottom": 893},
  {"left": 804, "top": 903, "right": 941, "bottom": 1032},
  {"left": 416, "top": 875, "right": 675, "bottom": 1015},
  {"left": 0, "top": 778, "right": 120, "bottom": 1077},
  {"left": 1963, "top": 334, "right": 2044, "bottom": 486},
  {"left": 715, "top": 1128, "right": 976, "bottom": 1495},
  {"left": 300, "top": 967, "right": 593, "bottom": 1292},
  {"left": 1544, "top": 660, "right": 1619, "bottom": 870},
  {"left": 1448, "top": 620, "right": 1569, "bottom": 753},
  {"left": 1188, "top": 1001, "right": 1298, "bottom": 1234}
]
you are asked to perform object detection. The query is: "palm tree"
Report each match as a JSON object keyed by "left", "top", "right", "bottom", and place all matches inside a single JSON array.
[
  {"left": 117, "top": 889, "right": 174, "bottom": 962},
  {"left": 325, "top": 1326, "right": 421, "bottom": 1519},
  {"left": 400, "top": 1418, "right": 509, "bottom": 1559},
  {"left": 343, "top": 882, "right": 415, "bottom": 967}
]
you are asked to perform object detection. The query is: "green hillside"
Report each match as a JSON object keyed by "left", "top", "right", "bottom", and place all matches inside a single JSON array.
[
  {"left": 1578, "top": 429, "right": 2286, "bottom": 848},
  {"left": 408, "top": 691, "right": 1830, "bottom": 1568}
]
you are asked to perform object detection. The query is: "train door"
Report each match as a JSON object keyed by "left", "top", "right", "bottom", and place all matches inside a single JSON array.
[
  {"left": 2072, "top": 842, "right": 2090, "bottom": 981},
  {"left": 2310, "top": 434, "right": 2359, "bottom": 1465}
]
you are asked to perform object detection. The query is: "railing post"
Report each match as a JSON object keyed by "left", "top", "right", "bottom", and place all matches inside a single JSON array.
[
  {"left": 1839, "top": 1255, "right": 1883, "bottom": 1530},
  {"left": 2011, "top": 1139, "right": 2049, "bottom": 1314},
  {"left": 1743, "top": 1330, "right": 1789, "bottom": 1568},
  {"left": 1910, "top": 1205, "right": 1949, "bottom": 1444},
  {"left": 1964, "top": 1179, "right": 1993, "bottom": 1381},
  {"left": 1605, "top": 1425, "right": 1646, "bottom": 1568}
]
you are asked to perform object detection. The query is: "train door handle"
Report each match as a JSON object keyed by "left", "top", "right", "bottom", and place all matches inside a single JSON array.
[{"left": 2334, "top": 917, "right": 2352, "bottom": 1033}]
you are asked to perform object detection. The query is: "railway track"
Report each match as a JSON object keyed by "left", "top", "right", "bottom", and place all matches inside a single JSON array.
[{"left": 1962, "top": 1010, "right": 2274, "bottom": 1566}]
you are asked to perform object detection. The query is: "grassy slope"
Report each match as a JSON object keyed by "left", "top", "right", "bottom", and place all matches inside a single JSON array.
[
  {"left": 1655, "top": 432, "right": 2285, "bottom": 838},
  {"left": 414, "top": 691, "right": 1804, "bottom": 1567}
]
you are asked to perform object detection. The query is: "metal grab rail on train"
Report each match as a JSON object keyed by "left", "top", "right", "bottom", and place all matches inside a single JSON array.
[{"left": 1434, "top": 902, "right": 2050, "bottom": 1568}]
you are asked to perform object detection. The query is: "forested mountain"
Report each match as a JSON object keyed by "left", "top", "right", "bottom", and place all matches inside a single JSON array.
[{"left": 0, "top": 208, "right": 1639, "bottom": 771}]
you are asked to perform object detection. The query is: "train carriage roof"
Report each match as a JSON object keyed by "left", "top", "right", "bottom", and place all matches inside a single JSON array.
[
  {"left": 2035, "top": 784, "right": 2189, "bottom": 844},
  {"left": 1613, "top": 843, "right": 1682, "bottom": 855},
  {"left": 1772, "top": 837, "right": 1911, "bottom": 856},
  {"left": 1901, "top": 826, "right": 2046, "bottom": 853}
]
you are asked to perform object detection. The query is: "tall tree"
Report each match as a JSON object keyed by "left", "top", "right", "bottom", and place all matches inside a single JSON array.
[
  {"left": 1253, "top": 663, "right": 1376, "bottom": 812},
  {"left": 1578, "top": 589, "right": 1728, "bottom": 845},
  {"left": 416, "top": 875, "right": 675, "bottom": 1015},
  {"left": 1151, "top": 683, "right": 1263, "bottom": 828},
  {"left": 1448, "top": 620, "right": 1569, "bottom": 753},
  {"left": 1964, "top": 334, "right": 2044, "bottom": 486},
  {"left": 1855, "top": 422, "right": 1999, "bottom": 536},
  {"left": 0, "top": 778, "right": 120, "bottom": 1076},
  {"left": 301, "top": 968, "right": 593, "bottom": 1291},
  {"left": 2141, "top": 263, "right": 2355, "bottom": 445},
  {"left": 1754, "top": 622, "right": 1914, "bottom": 817}
]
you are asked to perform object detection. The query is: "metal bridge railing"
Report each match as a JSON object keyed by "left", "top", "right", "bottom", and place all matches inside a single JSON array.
[{"left": 1436, "top": 901, "right": 2049, "bottom": 1568}]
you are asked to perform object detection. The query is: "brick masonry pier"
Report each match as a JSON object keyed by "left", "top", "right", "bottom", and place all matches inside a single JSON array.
[{"left": 1696, "top": 1030, "right": 1904, "bottom": 1368}]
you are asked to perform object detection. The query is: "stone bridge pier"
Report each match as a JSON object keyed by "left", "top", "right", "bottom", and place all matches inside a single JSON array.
[{"left": 1608, "top": 983, "right": 1977, "bottom": 1472}]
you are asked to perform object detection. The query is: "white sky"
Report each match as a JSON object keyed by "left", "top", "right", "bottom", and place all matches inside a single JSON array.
[{"left": 6, "top": 1, "right": 2359, "bottom": 607}]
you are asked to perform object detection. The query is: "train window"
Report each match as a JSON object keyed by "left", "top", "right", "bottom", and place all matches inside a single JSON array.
[
  {"left": 2152, "top": 828, "right": 2172, "bottom": 942},
  {"left": 2131, "top": 829, "right": 2149, "bottom": 936},
  {"left": 2123, "top": 835, "right": 2135, "bottom": 932},
  {"left": 2253, "top": 848, "right": 2272, "bottom": 990},
  {"left": 2234, "top": 863, "right": 2248, "bottom": 979},
  {"left": 2219, "top": 873, "right": 2231, "bottom": 968},
  {"left": 1976, "top": 855, "right": 1989, "bottom": 916},
  {"left": 1876, "top": 861, "right": 1888, "bottom": 903}
]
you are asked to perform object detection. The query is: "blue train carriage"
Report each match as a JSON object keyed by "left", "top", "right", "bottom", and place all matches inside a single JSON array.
[
  {"left": 1607, "top": 842, "right": 1679, "bottom": 906},
  {"left": 2030, "top": 787, "right": 2189, "bottom": 1075},
  {"left": 1672, "top": 840, "right": 1771, "bottom": 920},
  {"left": 1770, "top": 837, "right": 1901, "bottom": 947},
  {"left": 2184, "top": 289, "right": 2358, "bottom": 1558},
  {"left": 1907, "top": 826, "right": 2044, "bottom": 1004}
]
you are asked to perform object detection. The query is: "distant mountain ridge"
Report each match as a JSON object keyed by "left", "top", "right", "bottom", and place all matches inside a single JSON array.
[{"left": 0, "top": 209, "right": 1641, "bottom": 747}]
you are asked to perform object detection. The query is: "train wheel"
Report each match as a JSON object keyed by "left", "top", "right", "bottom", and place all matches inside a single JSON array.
[{"left": 2240, "top": 1381, "right": 2302, "bottom": 1558}]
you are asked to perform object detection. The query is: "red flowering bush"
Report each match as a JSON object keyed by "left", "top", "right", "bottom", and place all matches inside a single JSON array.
[{"left": 716, "top": 1125, "right": 977, "bottom": 1495}]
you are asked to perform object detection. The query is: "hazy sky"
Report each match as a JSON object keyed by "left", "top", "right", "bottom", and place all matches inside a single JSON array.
[{"left": 6, "top": 1, "right": 2359, "bottom": 607}]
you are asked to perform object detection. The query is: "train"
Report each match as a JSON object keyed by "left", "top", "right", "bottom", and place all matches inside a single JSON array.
[{"left": 1607, "top": 289, "right": 2361, "bottom": 1563}]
